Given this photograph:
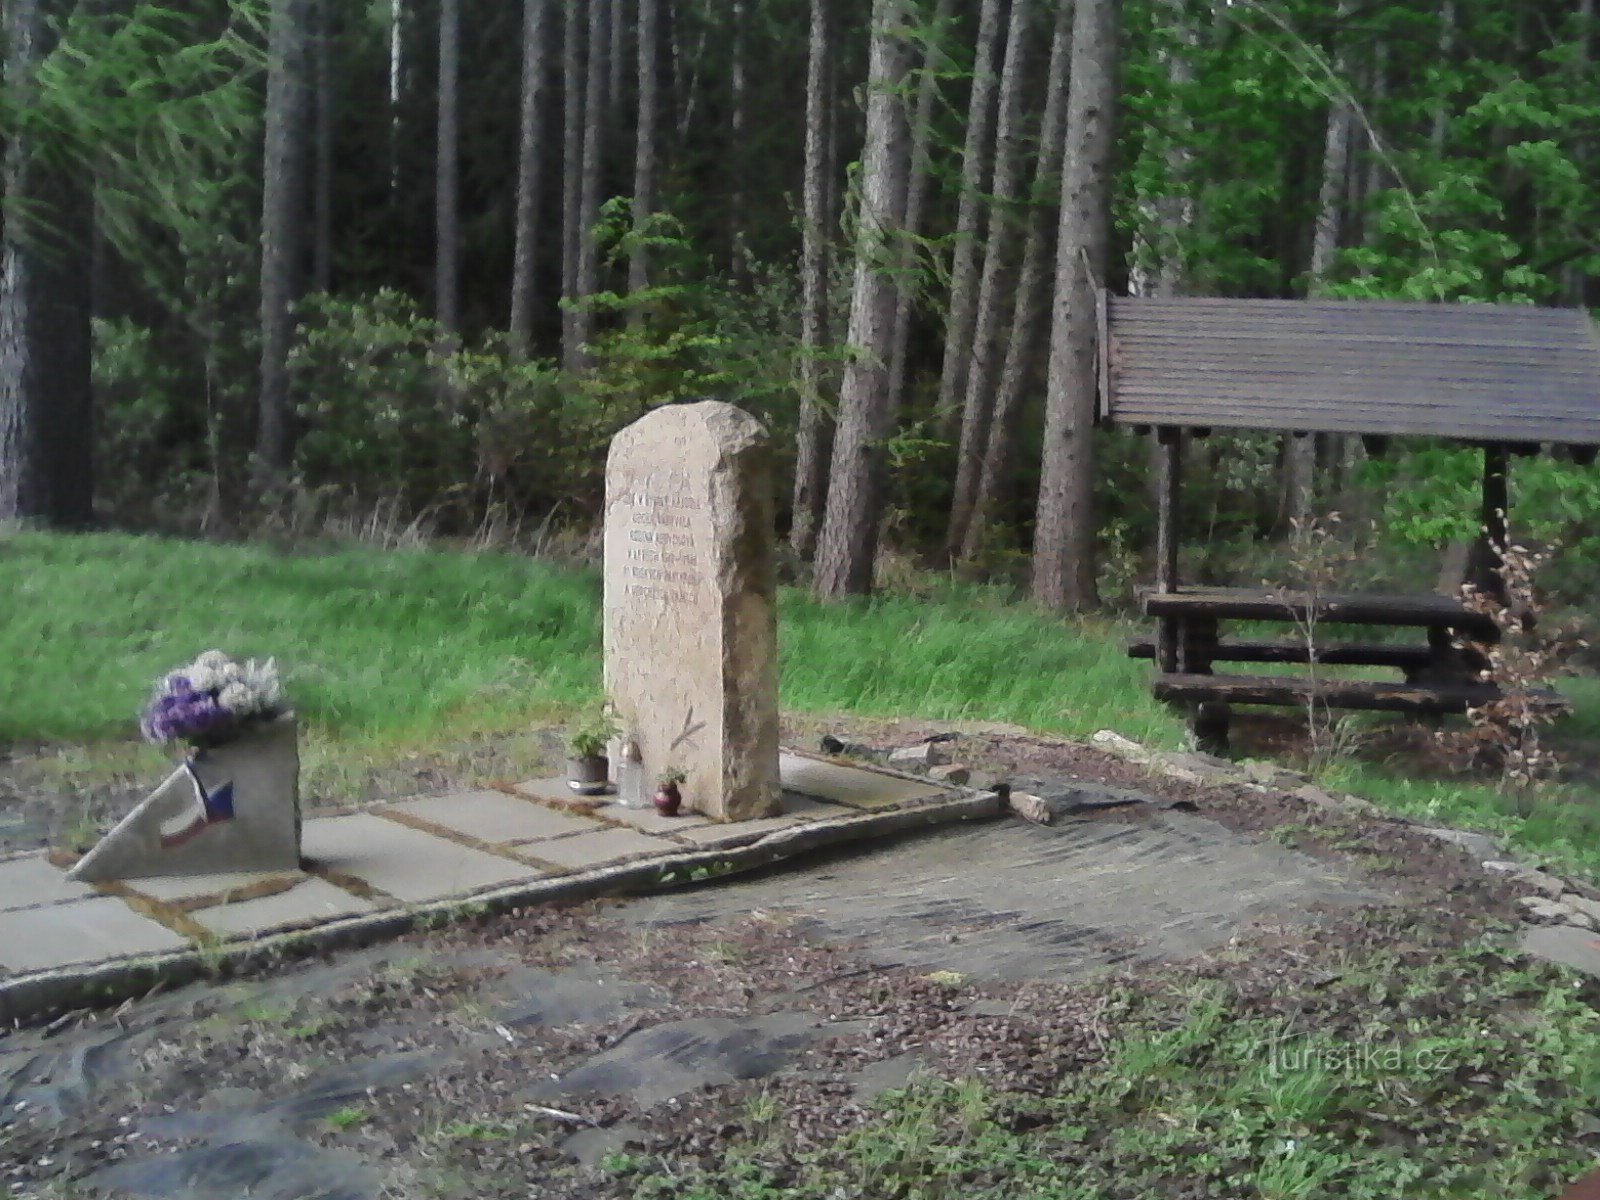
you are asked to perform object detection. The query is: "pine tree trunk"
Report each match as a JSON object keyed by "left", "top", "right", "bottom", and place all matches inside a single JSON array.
[
  {"left": 1284, "top": 6, "right": 1352, "bottom": 528},
  {"left": 609, "top": 0, "right": 626, "bottom": 115},
  {"left": 1567, "top": 0, "right": 1593, "bottom": 304},
  {"left": 933, "top": 0, "right": 1005, "bottom": 435},
  {"left": 946, "top": 0, "right": 1033, "bottom": 561},
  {"left": 1032, "top": 0, "right": 1116, "bottom": 613},
  {"left": 885, "top": 0, "right": 956, "bottom": 420},
  {"left": 627, "top": 0, "right": 660, "bottom": 318},
  {"left": 1430, "top": 0, "right": 1455, "bottom": 153},
  {"left": 961, "top": 0, "right": 1071, "bottom": 565},
  {"left": 0, "top": 0, "right": 94, "bottom": 528},
  {"left": 313, "top": 0, "right": 336, "bottom": 293},
  {"left": 510, "top": 0, "right": 550, "bottom": 355},
  {"left": 812, "top": 0, "right": 913, "bottom": 599},
  {"left": 436, "top": 0, "right": 460, "bottom": 337},
  {"left": 729, "top": 0, "right": 749, "bottom": 274},
  {"left": 789, "top": 0, "right": 837, "bottom": 561},
  {"left": 388, "top": 0, "right": 404, "bottom": 201},
  {"left": 561, "top": 0, "right": 584, "bottom": 367},
  {"left": 257, "top": 0, "right": 312, "bottom": 494},
  {"left": 570, "top": 0, "right": 609, "bottom": 372}
]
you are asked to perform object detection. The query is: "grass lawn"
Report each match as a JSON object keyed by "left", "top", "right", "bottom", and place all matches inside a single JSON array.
[{"left": 1, "top": 530, "right": 1595, "bottom": 875}]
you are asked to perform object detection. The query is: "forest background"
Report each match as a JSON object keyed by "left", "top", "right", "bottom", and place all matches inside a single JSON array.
[{"left": 3, "top": 0, "right": 1600, "bottom": 612}]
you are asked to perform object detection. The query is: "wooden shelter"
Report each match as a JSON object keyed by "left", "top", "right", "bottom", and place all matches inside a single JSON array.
[{"left": 1102, "top": 296, "right": 1600, "bottom": 751}]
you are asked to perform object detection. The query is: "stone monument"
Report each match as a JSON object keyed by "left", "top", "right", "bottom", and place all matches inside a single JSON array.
[{"left": 603, "top": 401, "right": 781, "bottom": 821}]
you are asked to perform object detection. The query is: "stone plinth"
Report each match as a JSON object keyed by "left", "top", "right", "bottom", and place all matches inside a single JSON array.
[
  {"left": 68, "top": 715, "right": 301, "bottom": 882},
  {"left": 603, "top": 401, "right": 780, "bottom": 821}
]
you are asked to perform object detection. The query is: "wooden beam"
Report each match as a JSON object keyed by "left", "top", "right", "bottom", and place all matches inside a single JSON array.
[{"left": 1155, "top": 428, "right": 1182, "bottom": 593}]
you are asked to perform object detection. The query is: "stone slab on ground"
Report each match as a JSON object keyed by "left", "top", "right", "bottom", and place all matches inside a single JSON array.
[
  {"left": 671, "top": 815, "right": 806, "bottom": 848},
  {"left": 779, "top": 753, "right": 949, "bottom": 809},
  {"left": 128, "top": 869, "right": 305, "bottom": 904},
  {"left": 190, "top": 877, "right": 378, "bottom": 938},
  {"left": 528, "top": 828, "right": 676, "bottom": 870},
  {"left": 626, "top": 807, "right": 1389, "bottom": 982},
  {"left": 1519, "top": 922, "right": 1600, "bottom": 978},
  {"left": 302, "top": 813, "right": 539, "bottom": 902},
  {"left": 384, "top": 790, "right": 599, "bottom": 844},
  {"left": 0, "top": 855, "right": 96, "bottom": 911},
  {"left": 0, "top": 896, "right": 189, "bottom": 972},
  {"left": 596, "top": 803, "right": 714, "bottom": 835},
  {"left": 511, "top": 777, "right": 613, "bottom": 809}
]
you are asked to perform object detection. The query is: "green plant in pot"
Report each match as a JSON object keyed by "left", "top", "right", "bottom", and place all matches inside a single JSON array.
[
  {"left": 567, "top": 706, "right": 618, "bottom": 795},
  {"left": 654, "top": 765, "right": 686, "bottom": 817}
]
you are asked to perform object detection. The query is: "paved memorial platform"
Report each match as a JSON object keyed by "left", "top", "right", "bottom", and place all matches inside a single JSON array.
[{"left": 0, "top": 751, "right": 997, "bottom": 1019}]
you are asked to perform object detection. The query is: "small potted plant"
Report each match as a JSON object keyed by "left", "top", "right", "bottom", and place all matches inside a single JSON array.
[
  {"left": 653, "top": 765, "right": 686, "bottom": 817},
  {"left": 566, "top": 705, "right": 618, "bottom": 794}
]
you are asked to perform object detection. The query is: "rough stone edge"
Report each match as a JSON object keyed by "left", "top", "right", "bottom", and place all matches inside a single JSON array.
[{"left": 0, "top": 790, "right": 1002, "bottom": 1025}]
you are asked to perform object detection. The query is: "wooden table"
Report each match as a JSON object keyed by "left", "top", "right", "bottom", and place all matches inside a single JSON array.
[{"left": 1130, "top": 585, "right": 1539, "bottom": 752}]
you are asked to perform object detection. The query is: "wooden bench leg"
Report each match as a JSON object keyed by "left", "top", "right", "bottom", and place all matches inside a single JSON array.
[{"left": 1193, "top": 701, "right": 1231, "bottom": 756}]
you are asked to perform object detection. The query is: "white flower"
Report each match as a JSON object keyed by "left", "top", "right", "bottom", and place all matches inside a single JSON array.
[
  {"left": 218, "top": 682, "right": 256, "bottom": 715},
  {"left": 194, "top": 649, "right": 231, "bottom": 671}
]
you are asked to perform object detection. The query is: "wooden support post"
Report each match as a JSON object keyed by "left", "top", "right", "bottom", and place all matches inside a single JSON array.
[
  {"left": 1156, "top": 428, "right": 1183, "bottom": 672},
  {"left": 1156, "top": 427, "right": 1182, "bottom": 592},
  {"left": 1478, "top": 444, "right": 1509, "bottom": 604}
]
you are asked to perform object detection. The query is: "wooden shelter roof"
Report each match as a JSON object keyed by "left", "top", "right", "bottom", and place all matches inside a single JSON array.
[{"left": 1100, "top": 296, "right": 1600, "bottom": 449}]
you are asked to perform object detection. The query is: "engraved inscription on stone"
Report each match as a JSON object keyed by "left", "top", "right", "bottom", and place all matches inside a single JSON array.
[{"left": 603, "top": 402, "right": 780, "bottom": 822}]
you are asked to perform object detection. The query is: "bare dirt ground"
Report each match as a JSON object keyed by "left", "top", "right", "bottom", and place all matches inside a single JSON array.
[{"left": 1, "top": 722, "right": 1564, "bottom": 1200}]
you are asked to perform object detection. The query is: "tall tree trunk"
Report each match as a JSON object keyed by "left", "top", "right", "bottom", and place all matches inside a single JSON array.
[
  {"left": 609, "top": 0, "right": 626, "bottom": 115},
  {"left": 510, "top": 0, "right": 550, "bottom": 355},
  {"left": 961, "top": 0, "right": 1072, "bottom": 565},
  {"left": 886, "top": 0, "right": 956, "bottom": 426},
  {"left": 1031, "top": 0, "right": 1116, "bottom": 613},
  {"left": 947, "top": 0, "right": 1033, "bottom": 561},
  {"left": 388, "top": 0, "right": 404, "bottom": 201},
  {"left": 1430, "top": 0, "right": 1455, "bottom": 153},
  {"left": 729, "top": 0, "right": 749, "bottom": 275},
  {"left": 0, "top": 0, "right": 94, "bottom": 528},
  {"left": 561, "top": 0, "right": 585, "bottom": 369},
  {"left": 256, "top": 0, "right": 312, "bottom": 494},
  {"left": 933, "top": 0, "right": 1005, "bottom": 434},
  {"left": 627, "top": 0, "right": 660, "bottom": 318},
  {"left": 570, "top": 0, "right": 609, "bottom": 372},
  {"left": 436, "top": 0, "right": 460, "bottom": 337},
  {"left": 790, "top": 0, "right": 837, "bottom": 561},
  {"left": 812, "top": 0, "right": 913, "bottom": 599},
  {"left": 1284, "top": 6, "right": 1352, "bottom": 528},
  {"left": 312, "top": 0, "right": 336, "bottom": 293},
  {"left": 1567, "top": 0, "right": 1593, "bottom": 304}
]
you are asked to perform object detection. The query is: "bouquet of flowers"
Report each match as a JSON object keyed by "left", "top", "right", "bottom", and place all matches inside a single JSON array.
[{"left": 140, "top": 650, "right": 286, "bottom": 747}]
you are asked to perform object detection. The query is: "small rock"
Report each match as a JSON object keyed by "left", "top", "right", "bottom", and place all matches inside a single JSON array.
[
  {"left": 888, "top": 743, "right": 947, "bottom": 768},
  {"left": 1007, "top": 792, "right": 1053, "bottom": 825},
  {"left": 928, "top": 764, "right": 970, "bottom": 785},
  {"left": 1562, "top": 894, "right": 1600, "bottom": 925},
  {"left": 1485, "top": 861, "right": 1566, "bottom": 898},
  {"left": 1091, "top": 729, "right": 1148, "bottom": 760},
  {"left": 1418, "top": 826, "right": 1502, "bottom": 859},
  {"left": 1518, "top": 896, "right": 1579, "bottom": 924}
]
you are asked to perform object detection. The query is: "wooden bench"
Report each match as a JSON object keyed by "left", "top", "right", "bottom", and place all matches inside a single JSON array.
[
  {"left": 1128, "top": 638, "right": 1451, "bottom": 671},
  {"left": 1133, "top": 585, "right": 1519, "bottom": 752},
  {"left": 1152, "top": 672, "right": 1567, "bottom": 716}
]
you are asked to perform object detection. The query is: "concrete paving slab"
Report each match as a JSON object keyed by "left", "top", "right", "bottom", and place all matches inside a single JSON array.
[
  {"left": 513, "top": 777, "right": 613, "bottom": 807},
  {"left": 384, "top": 790, "right": 600, "bottom": 843},
  {"left": 0, "top": 896, "right": 189, "bottom": 972},
  {"left": 191, "top": 877, "right": 378, "bottom": 938},
  {"left": 0, "top": 854, "right": 96, "bottom": 911},
  {"left": 526, "top": 828, "right": 676, "bottom": 869},
  {"left": 128, "top": 870, "right": 305, "bottom": 903},
  {"left": 672, "top": 815, "right": 805, "bottom": 848},
  {"left": 779, "top": 753, "right": 949, "bottom": 809},
  {"left": 780, "top": 793, "right": 855, "bottom": 819},
  {"left": 595, "top": 803, "right": 713, "bottom": 835},
  {"left": 302, "top": 814, "right": 539, "bottom": 903}
]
